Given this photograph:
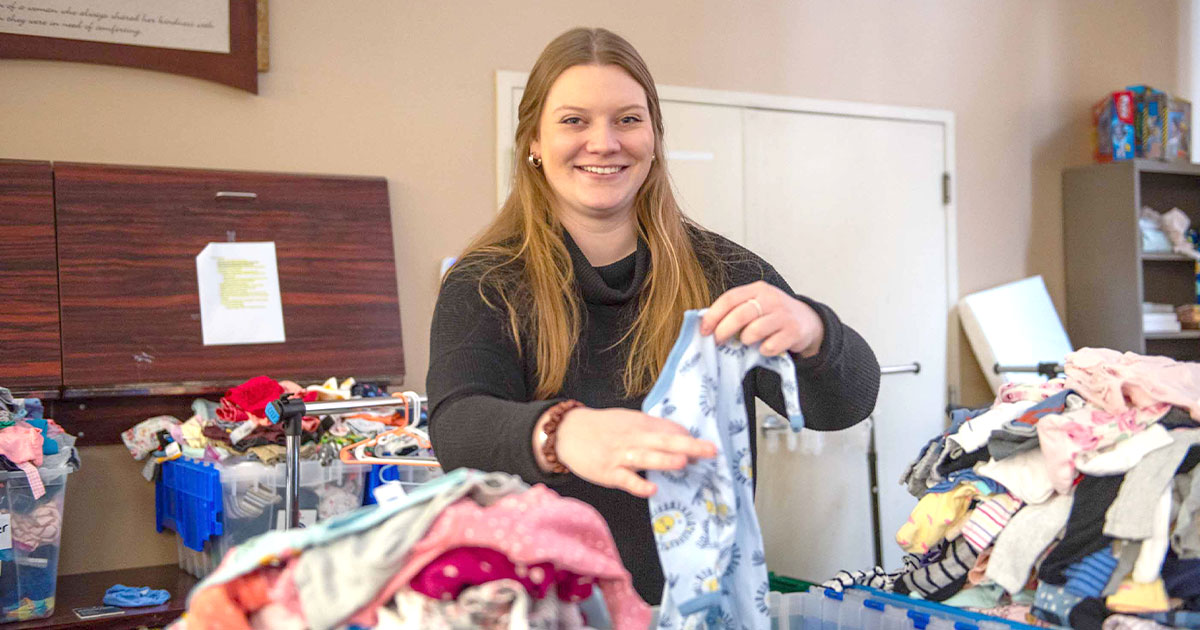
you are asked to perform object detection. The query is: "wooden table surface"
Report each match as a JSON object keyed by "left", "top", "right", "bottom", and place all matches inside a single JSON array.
[{"left": 6, "top": 564, "right": 196, "bottom": 630}]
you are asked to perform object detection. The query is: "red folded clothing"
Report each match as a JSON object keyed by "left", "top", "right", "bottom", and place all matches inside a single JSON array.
[
  {"left": 216, "top": 398, "right": 252, "bottom": 423},
  {"left": 226, "top": 376, "right": 285, "bottom": 418}
]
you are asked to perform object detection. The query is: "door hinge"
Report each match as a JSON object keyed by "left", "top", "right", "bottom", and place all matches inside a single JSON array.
[{"left": 942, "top": 172, "right": 951, "bottom": 205}]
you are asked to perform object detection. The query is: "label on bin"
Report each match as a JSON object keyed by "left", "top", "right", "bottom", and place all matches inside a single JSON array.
[
  {"left": 0, "top": 514, "right": 10, "bottom": 551},
  {"left": 372, "top": 481, "right": 409, "bottom": 505},
  {"left": 274, "top": 509, "right": 317, "bottom": 530}
]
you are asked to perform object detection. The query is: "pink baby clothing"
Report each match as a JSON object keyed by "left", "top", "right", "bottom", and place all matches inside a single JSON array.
[
  {"left": 384, "top": 580, "right": 592, "bottom": 630},
  {"left": 1036, "top": 403, "right": 1169, "bottom": 493},
  {"left": 0, "top": 423, "right": 43, "bottom": 467},
  {"left": 120, "top": 415, "right": 181, "bottom": 460},
  {"left": 966, "top": 547, "right": 993, "bottom": 586},
  {"left": 1075, "top": 424, "right": 1174, "bottom": 476},
  {"left": 1066, "top": 348, "right": 1200, "bottom": 420},
  {"left": 348, "top": 485, "right": 650, "bottom": 630},
  {"left": 216, "top": 398, "right": 255, "bottom": 424},
  {"left": 411, "top": 546, "right": 594, "bottom": 603},
  {"left": 12, "top": 502, "right": 60, "bottom": 551},
  {"left": 187, "top": 565, "right": 284, "bottom": 630},
  {"left": 0, "top": 423, "right": 45, "bottom": 499},
  {"left": 249, "top": 558, "right": 306, "bottom": 630},
  {"left": 995, "top": 379, "right": 1067, "bottom": 405}
]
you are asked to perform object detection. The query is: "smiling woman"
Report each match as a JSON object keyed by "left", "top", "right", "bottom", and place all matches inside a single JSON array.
[
  {"left": 530, "top": 64, "right": 656, "bottom": 265},
  {"left": 426, "top": 27, "right": 880, "bottom": 604}
]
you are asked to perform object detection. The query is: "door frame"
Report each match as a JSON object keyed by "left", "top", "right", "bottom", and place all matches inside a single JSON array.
[{"left": 495, "top": 70, "right": 960, "bottom": 402}]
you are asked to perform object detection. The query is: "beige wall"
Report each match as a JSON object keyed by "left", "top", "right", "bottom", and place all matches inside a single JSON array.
[{"left": 0, "top": 1, "right": 1182, "bottom": 574}]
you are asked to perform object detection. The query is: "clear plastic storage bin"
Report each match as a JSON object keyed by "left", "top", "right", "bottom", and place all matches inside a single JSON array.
[
  {"left": 0, "top": 465, "right": 73, "bottom": 623},
  {"left": 650, "top": 587, "right": 1043, "bottom": 630},
  {"left": 157, "top": 458, "right": 368, "bottom": 578}
]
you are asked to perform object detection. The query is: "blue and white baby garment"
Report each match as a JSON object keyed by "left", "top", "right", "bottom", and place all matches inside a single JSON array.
[{"left": 644, "top": 309, "right": 805, "bottom": 629}]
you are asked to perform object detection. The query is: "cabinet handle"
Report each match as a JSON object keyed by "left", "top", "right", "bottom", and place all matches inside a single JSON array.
[{"left": 215, "top": 191, "right": 258, "bottom": 200}]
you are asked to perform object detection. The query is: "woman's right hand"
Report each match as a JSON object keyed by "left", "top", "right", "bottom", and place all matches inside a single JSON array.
[{"left": 536, "top": 406, "right": 717, "bottom": 498}]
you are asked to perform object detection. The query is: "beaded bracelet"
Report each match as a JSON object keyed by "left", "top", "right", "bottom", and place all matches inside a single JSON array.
[{"left": 538, "top": 399, "right": 583, "bottom": 474}]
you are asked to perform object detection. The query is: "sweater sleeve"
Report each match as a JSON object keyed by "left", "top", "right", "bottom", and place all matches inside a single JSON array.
[
  {"left": 425, "top": 269, "right": 566, "bottom": 486},
  {"left": 741, "top": 255, "right": 881, "bottom": 431}
]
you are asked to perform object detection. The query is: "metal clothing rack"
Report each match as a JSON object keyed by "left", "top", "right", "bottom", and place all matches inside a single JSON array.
[
  {"left": 266, "top": 393, "right": 430, "bottom": 529},
  {"left": 993, "top": 362, "right": 1065, "bottom": 379},
  {"left": 762, "top": 362, "right": 920, "bottom": 569},
  {"left": 269, "top": 362, "right": 927, "bottom": 534}
]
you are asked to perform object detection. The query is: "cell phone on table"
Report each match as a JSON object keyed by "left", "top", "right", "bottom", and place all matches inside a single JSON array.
[{"left": 74, "top": 605, "right": 127, "bottom": 620}]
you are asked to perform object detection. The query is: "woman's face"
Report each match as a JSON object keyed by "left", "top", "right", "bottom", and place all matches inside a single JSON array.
[{"left": 530, "top": 64, "right": 655, "bottom": 225}]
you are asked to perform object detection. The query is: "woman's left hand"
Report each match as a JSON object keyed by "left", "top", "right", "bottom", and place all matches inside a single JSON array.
[{"left": 699, "top": 281, "right": 825, "bottom": 358}]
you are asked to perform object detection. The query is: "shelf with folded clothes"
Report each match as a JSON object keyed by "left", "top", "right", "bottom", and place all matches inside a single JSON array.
[
  {"left": 1065, "top": 162, "right": 1200, "bottom": 361},
  {"left": 1144, "top": 331, "right": 1200, "bottom": 340}
]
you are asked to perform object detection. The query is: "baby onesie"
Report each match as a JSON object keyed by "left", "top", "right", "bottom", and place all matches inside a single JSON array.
[{"left": 644, "top": 309, "right": 805, "bottom": 629}]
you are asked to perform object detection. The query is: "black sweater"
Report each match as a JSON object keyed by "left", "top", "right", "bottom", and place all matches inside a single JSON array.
[{"left": 426, "top": 229, "right": 880, "bottom": 603}]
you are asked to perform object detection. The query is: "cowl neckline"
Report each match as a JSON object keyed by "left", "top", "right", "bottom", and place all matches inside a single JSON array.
[{"left": 562, "top": 230, "right": 649, "bottom": 306}]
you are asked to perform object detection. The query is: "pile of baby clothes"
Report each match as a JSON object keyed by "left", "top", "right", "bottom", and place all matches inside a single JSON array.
[
  {"left": 0, "top": 387, "right": 81, "bottom": 622},
  {"left": 169, "top": 469, "right": 650, "bottom": 630},
  {"left": 121, "top": 376, "right": 409, "bottom": 474},
  {"left": 828, "top": 348, "right": 1200, "bottom": 630}
]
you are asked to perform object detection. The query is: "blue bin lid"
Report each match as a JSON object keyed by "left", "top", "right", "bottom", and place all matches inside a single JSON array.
[{"left": 155, "top": 458, "right": 224, "bottom": 551}]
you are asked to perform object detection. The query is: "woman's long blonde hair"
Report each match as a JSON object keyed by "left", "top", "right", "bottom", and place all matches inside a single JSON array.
[{"left": 453, "top": 27, "right": 715, "bottom": 399}]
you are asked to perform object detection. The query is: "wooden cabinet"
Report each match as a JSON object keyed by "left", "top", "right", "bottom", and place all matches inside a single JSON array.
[
  {"left": 1063, "top": 160, "right": 1200, "bottom": 361},
  {"left": 54, "top": 163, "right": 403, "bottom": 391},
  {"left": 0, "top": 160, "right": 404, "bottom": 442},
  {"left": 0, "top": 160, "right": 60, "bottom": 392}
]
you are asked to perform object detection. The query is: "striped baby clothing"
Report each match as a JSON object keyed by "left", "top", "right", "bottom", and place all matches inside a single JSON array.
[{"left": 960, "top": 492, "right": 1023, "bottom": 552}]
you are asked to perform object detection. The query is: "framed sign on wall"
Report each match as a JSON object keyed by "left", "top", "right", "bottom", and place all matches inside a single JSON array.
[{"left": 0, "top": 0, "right": 260, "bottom": 92}]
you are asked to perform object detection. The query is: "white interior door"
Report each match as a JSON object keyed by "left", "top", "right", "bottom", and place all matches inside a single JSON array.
[
  {"left": 743, "top": 108, "right": 949, "bottom": 579},
  {"left": 658, "top": 101, "right": 744, "bottom": 242}
]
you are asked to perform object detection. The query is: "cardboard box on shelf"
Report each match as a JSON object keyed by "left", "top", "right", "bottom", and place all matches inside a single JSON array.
[
  {"left": 1092, "top": 90, "right": 1136, "bottom": 163},
  {"left": 1165, "top": 96, "right": 1192, "bottom": 162},
  {"left": 1126, "top": 85, "right": 1167, "bottom": 159}
]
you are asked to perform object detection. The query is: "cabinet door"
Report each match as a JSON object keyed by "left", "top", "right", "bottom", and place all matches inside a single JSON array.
[
  {"left": 54, "top": 163, "right": 403, "bottom": 391},
  {"left": 0, "top": 160, "right": 61, "bottom": 391}
]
